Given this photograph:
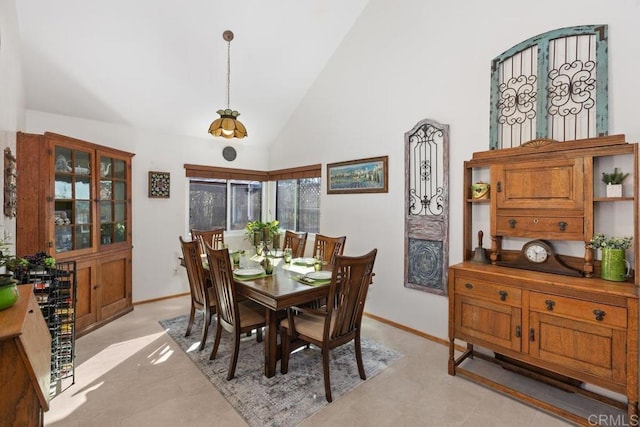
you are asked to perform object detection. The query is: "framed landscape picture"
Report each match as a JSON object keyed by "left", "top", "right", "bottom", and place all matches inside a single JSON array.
[{"left": 327, "top": 155, "right": 388, "bottom": 194}]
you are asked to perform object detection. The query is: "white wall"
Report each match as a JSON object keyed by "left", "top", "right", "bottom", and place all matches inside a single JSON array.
[
  {"left": 25, "top": 111, "right": 270, "bottom": 301},
  {"left": 12, "top": 0, "right": 640, "bottom": 341},
  {"left": 268, "top": 0, "right": 640, "bottom": 339},
  {"left": 0, "top": 0, "right": 25, "bottom": 251}
]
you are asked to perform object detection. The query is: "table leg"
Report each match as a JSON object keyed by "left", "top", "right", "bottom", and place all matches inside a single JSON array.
[{"left": 263, "top": 309, "right": 279, "bottom": 377}]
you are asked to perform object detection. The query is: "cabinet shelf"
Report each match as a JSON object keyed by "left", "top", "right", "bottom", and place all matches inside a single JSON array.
[{"left": 594, "top": 196, "right": 634, "bottom": 202}]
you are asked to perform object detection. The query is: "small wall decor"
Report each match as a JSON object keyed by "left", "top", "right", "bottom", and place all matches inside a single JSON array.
[
  {"left": 4, "top": 147, "right": 17, "bottom": 217},
  {"left": 148, "top": 171, "right": 170, "bottom": 198},
  {"left": 326, "top": 155, "right": 388, "bottom": 194}
]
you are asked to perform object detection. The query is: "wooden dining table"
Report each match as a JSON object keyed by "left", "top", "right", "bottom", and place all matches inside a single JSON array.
[{"left": 233, "top": 257, "right": 331, "bottom": 378}]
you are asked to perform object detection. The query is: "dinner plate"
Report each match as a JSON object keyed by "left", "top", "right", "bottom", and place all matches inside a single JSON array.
[
  {"left": 292, "top": 257, "right": 316, "bottom": 266},
  {"left": 233, "top": 268, "right": 263, "bottom": 277},
  {"left": 306, "top": 271, "right": 331, "bottom": 280}
]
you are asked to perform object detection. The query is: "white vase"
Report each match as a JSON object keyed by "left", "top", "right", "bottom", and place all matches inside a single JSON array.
[{"left": 606, "top": 183, "right": 622, "bottom": 198}]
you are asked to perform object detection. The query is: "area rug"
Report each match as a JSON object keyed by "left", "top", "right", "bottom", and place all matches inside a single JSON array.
[{"left": 159, "top": 314, "right": 403, "bottom": 427}]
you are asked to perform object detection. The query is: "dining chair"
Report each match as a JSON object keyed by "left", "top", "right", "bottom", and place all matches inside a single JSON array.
[
  {"left": 312, "top": 234, "right": 346, "bottom": 266},
  {"left": 280, "top": 248, "right": 378, "bottom": 402},
  {"left": 191, "top": 227, "right": 225, "bottom": 253},
  {"left": 203, "top": 243, "right": 266, "bottom": 380},
  {"left": 283, "top": 230, "right": 308, "bottom": 258},
  {"left": 179, "top": 236, "right": 217, "bottom": 351}
]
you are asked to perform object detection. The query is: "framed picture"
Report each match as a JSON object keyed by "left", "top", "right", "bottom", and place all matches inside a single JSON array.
[
  {"left": 148, "top": 171, "right": 170, "bottom": 198},
  {"left": 327, "top": 155, "right": 388, "bottom": 194},
  {"left": 4, "top": 148, "right": 17, "bottom": 218}
]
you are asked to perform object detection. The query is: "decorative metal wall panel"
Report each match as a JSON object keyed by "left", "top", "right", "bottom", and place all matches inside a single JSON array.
[
  {"left": 404, "top": 119, "right": 449, "bottom": 295},
  {"left": 406, "top": 238, "right": 443, "bottom": 292},
  {"left": 490, "top": 25, "right": 608, "bottom": 149},
  {"left": 407, "top": 123, "right": 445, "bottom": 217}
]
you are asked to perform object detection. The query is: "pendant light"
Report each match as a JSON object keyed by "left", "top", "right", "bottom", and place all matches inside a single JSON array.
[{"left": 209, "top": 30, "right": 247, "bottom": 139}]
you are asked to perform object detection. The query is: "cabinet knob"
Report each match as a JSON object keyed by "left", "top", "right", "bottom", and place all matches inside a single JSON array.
[
  {"left": 508, "top": 219, "right": 517, "bottom": 228},
  {"left": 496, "top": 181, "right": 502, "bottom": 193},
  {"left": 465, "top": 283, "right": 473, "bottom": 289},
  {"left": 499, "top": 290, "right": 507, "bottom": 301},
  {"left": 529, "top": 328, "right": 535, "bottom": 341},
  {"left": 515, "top": 325, "right": 521, "bottom": 338},
  {"left": 558, "top": 221, "right": 567, "bottom": 231},
  {"left": 545, "top": 299, "right": 556, "bottom": 311},
  {"left": 593, "top": 309, "right": 606, "bottom": 321}
]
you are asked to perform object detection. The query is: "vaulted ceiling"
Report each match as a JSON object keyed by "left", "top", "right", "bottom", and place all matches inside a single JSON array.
[{"left": 16, "top": 0, "right": 370, "bottom": 147}]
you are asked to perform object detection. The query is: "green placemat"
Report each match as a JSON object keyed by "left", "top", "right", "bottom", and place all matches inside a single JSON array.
[
  {"left": 294, "top": 275, "right": 331, "bottom": 286},
  {"left": 233, "top": 271, "right": 267, "bottom": 280}
]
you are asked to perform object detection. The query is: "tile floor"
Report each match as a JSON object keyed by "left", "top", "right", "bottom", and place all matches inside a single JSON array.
[{"left": 44, "top": 296, "right": 585, "bottom": 426}]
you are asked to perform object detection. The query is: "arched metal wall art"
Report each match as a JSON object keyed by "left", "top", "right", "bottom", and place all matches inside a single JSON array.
[{"left": 404, "top": 119, "right": 449, "bottom": 295}]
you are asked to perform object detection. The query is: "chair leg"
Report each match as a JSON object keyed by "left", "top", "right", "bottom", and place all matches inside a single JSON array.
[
  {"left": 227, "top": 330, "right": 241, "bottom": 381},
  {"left": 280, "top": 326, "right": 290, "bottom": 374},
  {"left": 209, "top": 322, "right": 222, "bottom": 360},
  {"left": 355, "top": 333, "right": 366, "bottom": 380},
  {"left": 322, "top": 348, "right": 332, "bottom": 402},
  {"left": 256, "top": 327, "right": 263, "bottom": 343},
  {"left": 185, "top": 304, "right": 196, "bottom": 337},
  {"left": 199, "top": 308, "right": 210, "bottom": 351}
]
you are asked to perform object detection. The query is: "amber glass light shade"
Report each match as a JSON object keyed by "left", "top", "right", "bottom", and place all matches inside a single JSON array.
[{"left": 208, "top": 109, "right": 247, "bottom": 139}]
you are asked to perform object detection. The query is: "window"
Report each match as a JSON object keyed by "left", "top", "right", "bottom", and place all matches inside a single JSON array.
[
  {"left": 189, "top": 179, "right": 262, "bottom": 231},
  {"left": 276, "top": 178, "right": 320, "bottom": 233},
  {"left": 490, "top": 25, "right": 608, "bottom": 149}
]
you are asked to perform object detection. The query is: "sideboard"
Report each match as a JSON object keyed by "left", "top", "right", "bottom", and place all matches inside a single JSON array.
[{"left": 449, "top": 135, "right": 639, "bottom": 424}]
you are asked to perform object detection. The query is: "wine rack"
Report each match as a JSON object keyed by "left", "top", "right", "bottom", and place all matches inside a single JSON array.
[{"left": 16, "top": 261, "right": 77, "bottom": 398}]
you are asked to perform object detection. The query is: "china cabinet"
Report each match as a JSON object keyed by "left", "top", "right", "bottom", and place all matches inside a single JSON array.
[
  {"left": 17, "top": 132, "right": 134, "bottom": 336},
  {"left": 449, "top": 135, "right": 639, "bottom": 424}
]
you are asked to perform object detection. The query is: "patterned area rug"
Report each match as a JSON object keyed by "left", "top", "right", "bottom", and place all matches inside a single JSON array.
[{"left": 159, "top": 314, "right": 403, "bottom": 427}]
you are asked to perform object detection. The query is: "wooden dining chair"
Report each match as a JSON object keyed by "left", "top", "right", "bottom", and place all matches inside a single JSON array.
[
  {"left": 280, "top": 248, "right": 377, "bottom": 402},
  {"left": 283, "top": 230, "right": 308, "bottom": 258},
  {"left": 312, "top": 234, "right": 346, "bottom": 265},
  {"left": 191, "top": 227, "right": 225, "bottom": 253},
  {"left": 203, "top": 244, "right": 266, "bottom": 380},
  {"left": 179, "top": 236, "right": 217, "bottom": 351}
]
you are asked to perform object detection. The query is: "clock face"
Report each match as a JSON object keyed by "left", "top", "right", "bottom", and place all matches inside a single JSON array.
[{"left": 524, "top": 242, "right": 549, "bottom": 263}]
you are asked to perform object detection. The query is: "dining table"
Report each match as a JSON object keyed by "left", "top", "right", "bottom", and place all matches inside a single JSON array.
[{"left": 232, "top": 254, "right": 331, "bottom": 378}]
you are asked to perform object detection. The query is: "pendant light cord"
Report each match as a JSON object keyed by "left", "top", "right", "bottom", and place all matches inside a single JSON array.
[{"left": 226, "top": 39, "right": 231, "bottom": 109}]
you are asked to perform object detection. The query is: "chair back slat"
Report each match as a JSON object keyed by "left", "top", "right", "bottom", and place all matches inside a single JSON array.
[
  {"left": 313, "top": 234, "right": 346, "bottom": 265},
  {"left": 179, "top": 236, "right": 209, "bottom": 306},
  {"left": 203, "top": 244, "right": 238, "bottom": 331},
  {"left": 284, "top": 230, "right": 308, "bottom": 258},
  {"left": 326, "top": 249, "right": 377, "bottom": 340},
  {"left": 191, "top": 228, "right": 225, "bottom": 253}
]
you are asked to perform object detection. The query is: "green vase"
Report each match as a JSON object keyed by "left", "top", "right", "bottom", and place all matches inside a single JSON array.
[
  {"left": 0, "top": 281, "right": 19, "bottom": 311},
  {"left": 600, "top": 248, "right": 630, "bottom": 282}
]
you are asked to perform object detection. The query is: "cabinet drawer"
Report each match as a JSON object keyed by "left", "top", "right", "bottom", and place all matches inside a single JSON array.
[
  {"left": 529, "top": 293, "right": 626, "bottom": 328},
  {"left": 455, "top": 278, "right": 521, "bottom": 306},
  {"left": 495, "top": 215, "right": 584, "bottom": 239}
]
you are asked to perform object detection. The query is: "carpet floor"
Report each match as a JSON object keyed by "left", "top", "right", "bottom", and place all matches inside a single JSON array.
[{"left": 159, "top": 314, "right": 403, "bottom": 427}]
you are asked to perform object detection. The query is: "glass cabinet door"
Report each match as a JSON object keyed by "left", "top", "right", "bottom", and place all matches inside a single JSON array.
[
  {"left": 99, "top": 155, "right": 128, "bottom": 246},
  {"left": 54, "top": 146, "right": 93, "bottom": 253}
]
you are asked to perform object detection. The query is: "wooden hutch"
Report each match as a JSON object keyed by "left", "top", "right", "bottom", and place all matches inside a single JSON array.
[
  {"left": 17, "top": 132, "right": 134, "bottom": 336},
  {"left": 448, "top": 135, "right": 639, "bottom": 424}
]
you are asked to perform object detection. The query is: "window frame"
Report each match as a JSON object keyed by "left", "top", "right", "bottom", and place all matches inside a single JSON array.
[{"left": 185, "top": 163, "right": 321, "bottom": 236}]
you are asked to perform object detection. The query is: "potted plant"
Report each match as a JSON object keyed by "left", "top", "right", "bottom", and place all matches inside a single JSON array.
[
  {"left": 588, "top": 233, "right": 633, "bottom": 281},
  {"left": 602, "top": 167, "right": 629, "bottom": 198},
  {"left": 244, "top": 220, "right": 281, "bottom": 248},
  {"left": 244, "top": 221, "right": 267, "bottom": 246}
]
